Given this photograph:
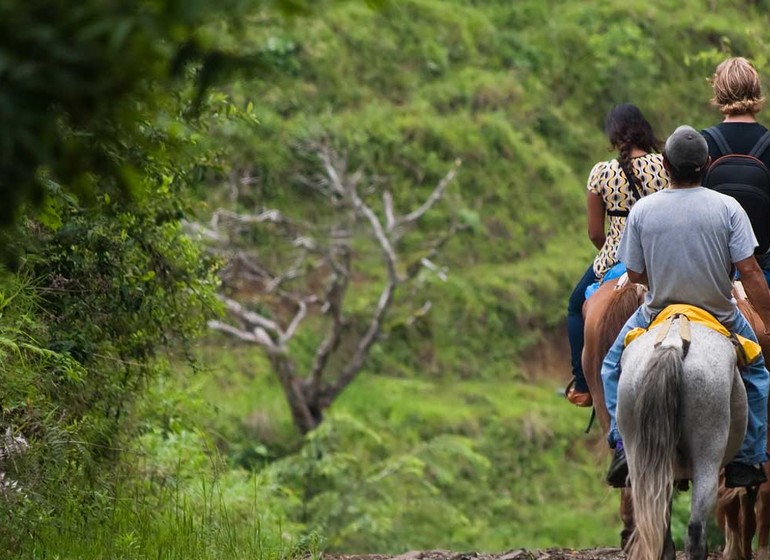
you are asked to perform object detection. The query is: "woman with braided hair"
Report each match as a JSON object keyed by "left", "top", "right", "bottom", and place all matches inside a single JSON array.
[{"left": 566, "top": 103, "right": 669, "bottom": 406}]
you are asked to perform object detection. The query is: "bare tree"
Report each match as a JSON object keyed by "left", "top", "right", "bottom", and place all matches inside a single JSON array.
[{"left": 189, "top": 144, "right": 461, "bottom": 434}]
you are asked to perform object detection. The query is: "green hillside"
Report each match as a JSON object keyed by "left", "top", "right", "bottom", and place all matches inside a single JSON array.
[
  {"left": 2, "top": 0, "right": 770, "bottom": 557},
  {"left": 195, "top": 0, "right": 770, "bottom": 377}
]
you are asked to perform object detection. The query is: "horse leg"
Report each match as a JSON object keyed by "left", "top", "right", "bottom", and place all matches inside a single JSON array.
[
  {"left": 663, "top": 505, "right": 676, "bottom": 560},
  {"left": 581, "top": 340, "right": 610, "bottom": 433},
  {"left": 719, "top": 488, "right": 744, "bottom": 560},
  {"left": 756, "top": 472, "right": 770, "bottom": 560},
  {"left": 739, "top": 487, "right": 757, "bottom": 560},
  {"left": 620, "top": 487, "right": 635, "bottom": 549},
  {"left": 687, "top": 464, "right": 720, "bottom": 560}
]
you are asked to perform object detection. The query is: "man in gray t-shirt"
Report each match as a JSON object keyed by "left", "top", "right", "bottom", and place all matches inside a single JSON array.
[
  {"left": 602, "top": 125, "right": 770, "bottom": 489},
  {"left": 623, "top": 183, "right": 757, "bottom": 325}
]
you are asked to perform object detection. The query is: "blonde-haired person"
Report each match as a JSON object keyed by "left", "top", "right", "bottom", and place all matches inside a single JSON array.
[{"left": 702, "top": 56, "right": 770, "bottom": 282}]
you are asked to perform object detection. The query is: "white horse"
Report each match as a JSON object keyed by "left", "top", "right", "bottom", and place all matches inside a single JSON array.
[{"left": 617, "top": 314, "right": 748, "bottom": 560}]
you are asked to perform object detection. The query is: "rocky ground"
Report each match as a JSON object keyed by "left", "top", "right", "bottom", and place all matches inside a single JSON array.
[{"left": 325, "top": 548, "right": 724, "bottom": 560}]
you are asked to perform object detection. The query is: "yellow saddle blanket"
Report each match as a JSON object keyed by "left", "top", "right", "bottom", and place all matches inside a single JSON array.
[{"left": 624, "top": 304, "right": 762, "bottom": 364}]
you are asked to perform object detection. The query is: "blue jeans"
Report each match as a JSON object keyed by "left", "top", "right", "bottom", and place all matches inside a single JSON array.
[
  {"left": 602, "top": 307, "right": 769, "bottom": 464},
  {"left": 567, "top": 264, "right": 598, "bottom": 392}
]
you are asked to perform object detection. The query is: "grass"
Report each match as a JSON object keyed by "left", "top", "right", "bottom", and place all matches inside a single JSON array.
[
  {"left": 23, "top": 476, "right": 319, "bottom": 560},
  {"left": 182, "top": 341, "right": 623, "bottom": 552}
]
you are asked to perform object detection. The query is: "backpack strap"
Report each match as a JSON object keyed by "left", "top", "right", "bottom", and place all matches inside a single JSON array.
[
  {"left": 749, "top": 131, "right": 770, "bottom": 159},
  {"left": 703, "top": 126, "right": 732, "bottom": 157}
]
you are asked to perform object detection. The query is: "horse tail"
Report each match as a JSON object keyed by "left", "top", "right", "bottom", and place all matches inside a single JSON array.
[
  {"left": 626, "top": 343, "right": 683, "bottom": 560},
  {"left": 597, "top": 283, "right": 643, "bottom": 358}
]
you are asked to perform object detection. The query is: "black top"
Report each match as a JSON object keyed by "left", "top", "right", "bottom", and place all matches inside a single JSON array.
[
  {"left": 702, "top": 122, "right": 770, "bottom": 168},
  {"left": 702, "top": 121, "right": 770, "bottom": 268}
]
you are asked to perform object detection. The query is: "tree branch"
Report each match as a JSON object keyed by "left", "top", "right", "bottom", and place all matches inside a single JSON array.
[
  {"left": 218, "top": 294, "right": 282, "bottom": 335},
  {"left": 328, "top": 277, "right": 396, "bottom": 399},
  {"left": 213, "top": 208, "right": 289, "bottom": 227},
  {"left": 351, "top": 191, "right": 399, "bottom": 281},
  {"left": 208, "top": 320, "right": 279, "bottom": 353},
  {"left": 264, "top": 250, "right": 308, "bottom": 293},
  {"left": 280, "top": 297, "right": 312, "bottom": 346},
  {"left": 383, "top": 191, "right": 396, "bottom": 232},
  {"left": 309, "top": 251, "right": 350, "bottom": 392},
  {"left": 396, "top": 159, "right": 461, "bottom": 227},
  {"left": 181, "top": 219, "right": 228, "bottom": 243},
  {"left": 318, "top": 149, "right": 347, "bottom": 196}
]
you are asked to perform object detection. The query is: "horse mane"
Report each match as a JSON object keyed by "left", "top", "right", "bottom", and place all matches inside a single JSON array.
[{"left": 595, "top": 283, "right": 644, "bottom": 358}]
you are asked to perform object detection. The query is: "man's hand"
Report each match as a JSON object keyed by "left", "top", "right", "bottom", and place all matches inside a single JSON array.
[
  {"left": 627, "top": 267, "right": 648, "bottom": 287},
  {"left": 735, "top": 256, "right": 770, "bottom": 333}
]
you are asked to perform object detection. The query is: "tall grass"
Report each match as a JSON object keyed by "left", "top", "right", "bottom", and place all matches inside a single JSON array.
[{"left": 20, "top": 466, "right": 319, "bottom": 560}]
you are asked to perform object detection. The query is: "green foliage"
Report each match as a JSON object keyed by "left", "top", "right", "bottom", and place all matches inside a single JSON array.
[
  {"left": 1, "top": 0, "right": 172, "bottom": 223},
  {"left": 23, "top": 459, "right": 318, "bottom": 559},
  {"left": 176, "top": 0, "right": 770, "bottom": 553},
  {"left": 0, "top": 0, "right": 320, "bottom": 228},
  {"left": 0, "top": 88, "right": 219, "bottom": 552},
  {"left": 6, "top": 0, "right": 770, "bottom": 556},
  {"left": 14, "top": 356, "right": 619, "bottom": 555},
  {"left": 0, "top": 185, "right": 218, "bottom": 551},
  {"left": 196, "top": 0, "right": 770, "bottom": 381},
  {"left": 125, "top": 359, "right": 621, "bottom": 553}
]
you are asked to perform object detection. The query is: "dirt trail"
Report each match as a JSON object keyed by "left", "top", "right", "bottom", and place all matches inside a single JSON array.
[{"left": 324, "top": 548, "right": 723, "bottom": 560}]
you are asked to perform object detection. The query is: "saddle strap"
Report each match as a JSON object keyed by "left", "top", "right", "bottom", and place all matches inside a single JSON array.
[
  {"left": 730, "top": 335, "right": 750, "bottom": 368},
  {"left": 734, "top": 280, "right": 748, "bottom": 301},
  {"left": 653, "top": 313, "right": 691, "bottom": 359}
]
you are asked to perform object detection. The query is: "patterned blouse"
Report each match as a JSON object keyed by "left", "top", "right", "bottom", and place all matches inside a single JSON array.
[{"left": 587, "top": 153, "right": 669, "bottom": 278}]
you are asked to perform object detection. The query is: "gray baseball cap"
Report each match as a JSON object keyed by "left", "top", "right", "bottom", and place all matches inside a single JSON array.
[{"left": 664, "top": 125, "right": 709, "bottom": 171}]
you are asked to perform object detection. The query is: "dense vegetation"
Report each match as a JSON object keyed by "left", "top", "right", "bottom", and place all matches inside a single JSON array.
[{"left": 2, "top": 0, "right": 770, "bottom": 557}]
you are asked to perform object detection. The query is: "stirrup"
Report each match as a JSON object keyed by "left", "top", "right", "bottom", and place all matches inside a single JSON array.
[{"left": 565, "top": 378, "right": 593, "bottom": 407}]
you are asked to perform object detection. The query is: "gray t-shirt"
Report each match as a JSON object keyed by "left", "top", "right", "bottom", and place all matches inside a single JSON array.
[{"left": 618, "top": 186, "right": 757, "bottom": 323}]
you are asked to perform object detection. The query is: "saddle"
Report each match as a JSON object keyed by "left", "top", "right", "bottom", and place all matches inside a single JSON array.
[
  {"left": 624, "top": 304, "right": 762, "bottom": 366},
  {"left": 584, "top": 262, "right": 627, "bottom": 300}
]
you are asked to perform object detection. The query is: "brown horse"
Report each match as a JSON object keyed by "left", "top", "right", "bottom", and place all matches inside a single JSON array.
[
  {"left": 716, "top": 286, "right": 770, "bottom": 560},
  {"left": 581, "top": 275, "right": 647, "bottom": 548}
]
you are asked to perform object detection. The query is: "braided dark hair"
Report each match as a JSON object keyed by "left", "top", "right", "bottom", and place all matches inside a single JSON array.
[{"left": 605, "top": 103, "right": 662, "bottom": 191}]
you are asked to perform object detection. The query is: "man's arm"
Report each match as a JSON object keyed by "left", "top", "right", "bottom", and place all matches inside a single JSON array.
[
  {"left": 626, "top": 267, "right": 648, "bottom": 286},
  {"left": 735, "top": 256, "right": 770, "bottom": 335}
]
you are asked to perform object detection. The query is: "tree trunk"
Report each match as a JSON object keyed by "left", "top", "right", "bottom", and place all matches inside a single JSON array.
[{"left": 269, "top": 353, "right": 323, "bottom": 434}]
